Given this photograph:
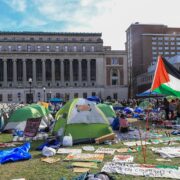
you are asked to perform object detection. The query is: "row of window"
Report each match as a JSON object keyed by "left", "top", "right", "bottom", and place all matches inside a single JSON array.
[
  {"left": 152, "top": 41, "right": 180, "bottom": 45},
  {"left": 152, "top": 51, "right": 176, "bottom": 55},
  {"left": 152, "top": 46, "right": 180, "bottom": 50},
  {"left": 152, "top": 37, "right": 180, "bottom": 41},
  {"left": 0, "top": 92, "right": 97, "bottom": 102},
  {"left": 0, "top": 37, "right": 102, "bottom": 42},
  {"left": 0, "top": 45, "right": 96, "bottom": 52}
]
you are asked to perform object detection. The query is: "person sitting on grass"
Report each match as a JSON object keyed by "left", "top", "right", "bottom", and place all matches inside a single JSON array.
[{"left": 119, "top": 113, "right": 129, "bottom": 133}]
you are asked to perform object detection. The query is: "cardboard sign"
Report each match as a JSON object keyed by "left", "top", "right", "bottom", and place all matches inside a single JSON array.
[
  {"left": 95, "top": 147, "right": 116, "bottom": 155},
  {"left": 24, "top": 118, "right": 41, "bottom": 137},
  {"left": 64, "top": 153, "right": 104, "bottom": 163},
  {"left": 113, "top": 155, "right": 134, "bottom": 163},
  {"left": 57, "top": 148, "right": 82, "bottom": 154}
]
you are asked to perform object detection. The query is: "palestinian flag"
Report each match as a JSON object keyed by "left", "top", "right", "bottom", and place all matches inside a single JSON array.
[{"left": 151, "top": 56, "right": 180, "bottom": 97}]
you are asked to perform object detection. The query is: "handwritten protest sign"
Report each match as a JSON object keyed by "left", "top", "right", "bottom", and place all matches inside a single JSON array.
[
  {"left": 95, "top": 147, "right": 116, "bottom": 155},
  {"left": 64, "top": 153, "right": 104, "bottom": 163},
  {"left": 113, "top": 155, "right": 134, "bottom": 163},
  {"left": 24, "top": 118, "right": 41, "bottom": 137}
]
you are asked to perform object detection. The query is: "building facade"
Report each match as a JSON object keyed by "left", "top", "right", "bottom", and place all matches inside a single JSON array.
[
  {"left": 126, "top": 23, "right": 180, "bottom": 96},
  {"left": 0, "top": 32, "right": 128, "bottom": 103},
  {"left": 137, "top": 55, "right": 180, "bottom": 93}
]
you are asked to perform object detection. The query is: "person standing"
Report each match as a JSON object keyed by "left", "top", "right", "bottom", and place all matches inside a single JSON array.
[
  {"left": 176, "top": 99, "right": 180, "bottom": 124},
  {"left": 119, "top": 114, "right": 129, "bottom": 133},
  {"left": 163, "top": 98, "right": 169, "bottom": 120}
]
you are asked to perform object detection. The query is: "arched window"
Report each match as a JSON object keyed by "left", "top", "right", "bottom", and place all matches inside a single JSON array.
[{"left": 111, "top": 69, "right": 118, "bottom": 85}]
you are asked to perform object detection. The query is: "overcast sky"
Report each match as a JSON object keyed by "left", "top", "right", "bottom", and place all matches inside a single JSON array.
[{"left": 1, "top": 0, "right": 180, "bottom": 50}]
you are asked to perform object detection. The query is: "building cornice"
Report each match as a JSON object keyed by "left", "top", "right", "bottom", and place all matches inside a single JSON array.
[{"left": 0, "top": 31, "right": 102, "bottom": 36}]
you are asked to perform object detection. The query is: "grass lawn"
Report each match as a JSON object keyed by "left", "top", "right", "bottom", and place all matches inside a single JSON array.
[{"left": 0, "top": 131, "right": 179, "bottom": 180}]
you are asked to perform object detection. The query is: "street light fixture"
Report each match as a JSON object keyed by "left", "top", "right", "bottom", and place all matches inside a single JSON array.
[
  {"left": 43, "top": 87, "right": 46, "bottom": 102},
  {"left": 28, "top": 78, "right": 32, "bottom": 103}
]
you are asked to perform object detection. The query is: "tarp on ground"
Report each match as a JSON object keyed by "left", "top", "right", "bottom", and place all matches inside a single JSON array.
[{"left": 0, "top": 142, "right": 31, "bottom": 164}]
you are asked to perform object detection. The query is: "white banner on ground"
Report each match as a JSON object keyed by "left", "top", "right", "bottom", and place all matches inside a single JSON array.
[
  {"left": 101, "top": 163, "right": 180, "bottom": 179},
  {"left": 151, "top": 146, "right": 180, "bottom": 158}
]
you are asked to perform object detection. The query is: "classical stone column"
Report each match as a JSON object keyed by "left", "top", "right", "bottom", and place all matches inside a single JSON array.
[
  {"left": 87, "top": 59, "right": 91, "bottom": 86},
  {"left": 51, "top": 59, "right": 55, "bottom": 86},
  {"left": 32, "top": 59, "right": 36, "bottom": 86},
  {"left": 13, "top": 59, "right": 17, "bottom": 86},
  {"left": 78, "top": 59, "right": 82, "bottom": 85},
  {"left": 42, "top": 59, "right": 46, "bottom": 86},
  {"left": 61, "top": 60, "right": 64, "bottom": 86},
  {"left": 70, "top": 59, "right": 73, "bottom": 86},
  {"left": 3, "top": 59, "right": 7, "bottom": 87},
  {"left": 23, "top": 59, "right": 26, "bottom": 86}
]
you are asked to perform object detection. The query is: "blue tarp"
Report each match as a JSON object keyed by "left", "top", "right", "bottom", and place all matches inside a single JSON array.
[
  {"left": 0, "top": 142, "right": 31, "bottom": 164},
  {"left": 50, "top": 97, "right": 63, "bottom": 103},
  {"left": 87, "top": 96, "right": 101, "bottom": 103}
]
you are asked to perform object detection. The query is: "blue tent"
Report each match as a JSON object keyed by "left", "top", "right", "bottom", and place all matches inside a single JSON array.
[
  {"left": 87, "top": 96, "right": 101, "bottom": 103},
  {"left": 50, "top": 97, "right": 63, "bottom": 103},
  {"left": 136, "top": 89, "right": 161, "bottom": 97}
]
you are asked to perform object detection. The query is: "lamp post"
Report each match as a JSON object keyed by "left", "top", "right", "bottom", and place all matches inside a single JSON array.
[
  {"left": 28, "top": 78, "right": 32, "bottom": 103},
  {"left": 49, "top": 90, "right": 52, "bottom": 102},
  {"left": 43, "top": 87, "right": 46, "bottom": 102}
]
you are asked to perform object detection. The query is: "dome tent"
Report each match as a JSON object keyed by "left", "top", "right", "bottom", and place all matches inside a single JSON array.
[
  {"left": 4, "top": 105, "right": 49, "bottom": 131},
  {"left": 97, "top": 103, "right": 116, "bottom": 118},
  {"left": 54, "top": 98, "right": 112, "bottom": 143}
]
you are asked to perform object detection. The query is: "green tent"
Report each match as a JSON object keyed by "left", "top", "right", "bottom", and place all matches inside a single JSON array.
[
  {"left": 29, "top": 104, "right": 50, "bottom": 116},
  {"left": 54, "top": 98, "right": 113, "bottom": 142},
  {"left": 4, "top": 106, "right": 48, "bottom": 131},
  {"left": 139, "top": 101, "right": 153, "bottom": 110},
  {"left": 97, "top": 103, "right": 116, "bottom": 118}
]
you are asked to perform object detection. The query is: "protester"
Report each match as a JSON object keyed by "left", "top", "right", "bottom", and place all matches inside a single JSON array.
[
  {"left": 169, "top": 99, "right": 176, "bottom": 120},
  {"left": 119, "top": 114, "right": 129, "bottom": 133},
  {"left": 111, "top": 112, "right": 120, "bottom": 130},
  {"left": 163, "top": 98, "right": 169, "bottom": 120},
  {"left": 176, "top": 99, "right": 180, "bottom": 124}
]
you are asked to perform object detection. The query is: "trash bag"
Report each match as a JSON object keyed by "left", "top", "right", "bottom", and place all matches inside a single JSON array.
[
  {"left": 0, "top": 142, "right": 31, "bottom": 164},
  {"left": 36, "top": 139, "right": 61, "bottom": 151},
  {"left": 63, "top": 134, "right": 73, "bottom": 147},
  {"left": 42, "top": 146, "right": 56, "bottom": 157}
]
